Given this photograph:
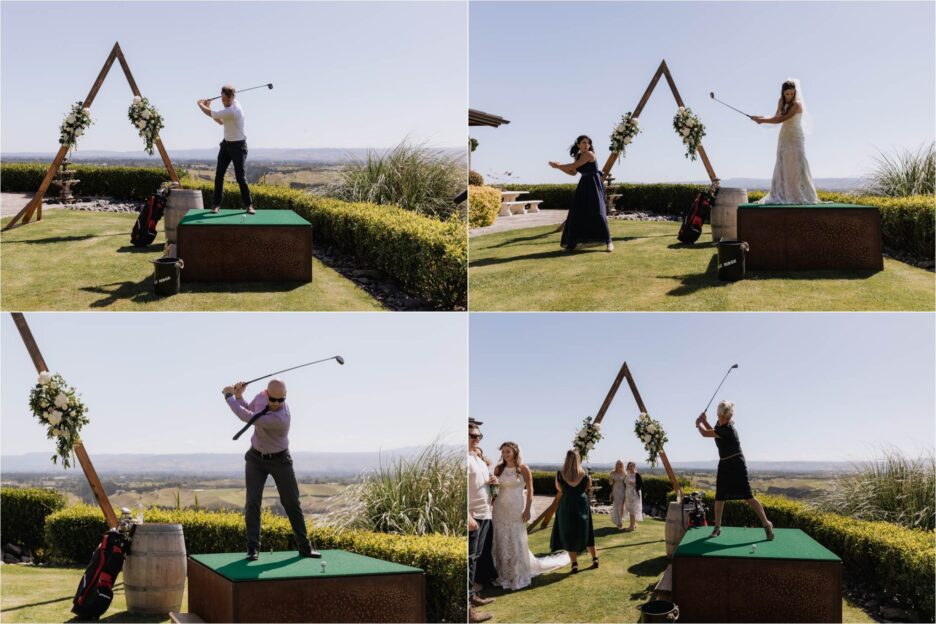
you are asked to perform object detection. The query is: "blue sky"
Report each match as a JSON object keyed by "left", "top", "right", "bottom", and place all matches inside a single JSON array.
[
  {"left": 0, "top": 1, "right": 466, "bottom": 152},
  {"left": 470, "top": 1, "right": 935, "bottom": 183},
  {"left": 470, "top": 313, "right": 935, "bottom": 466},
  {"left": 1, "top": 313, "right": 467, "bottom": 457}
]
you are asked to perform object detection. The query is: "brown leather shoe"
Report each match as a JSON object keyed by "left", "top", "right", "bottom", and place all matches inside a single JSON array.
[
  {"left": 469, "top": 607, "right": 493, "bottom": 623},
  {"left": 471, "top": 595, "right": 495, "bottom": 607}
]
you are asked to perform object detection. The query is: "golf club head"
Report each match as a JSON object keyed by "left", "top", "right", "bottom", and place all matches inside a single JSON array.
[
  {"left": 731, "top": 364, "right": 739, "bottom": 369},
  {"left": 710, "top": 92, "right": 715, "bottom": 99},
  {"left": 335, "top": 355, "right": 345, "bottom": 365},
  {"left": 267, "top": 83, "right": 274, "bottom": 90}
]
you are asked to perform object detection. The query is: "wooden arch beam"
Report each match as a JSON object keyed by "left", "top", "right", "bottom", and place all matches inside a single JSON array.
[
  {"left": 601, "top": 60, "right": 718, "bottom": 183},
  {"left": 3, "top": 42, "right": 179, "bottom": 231}
]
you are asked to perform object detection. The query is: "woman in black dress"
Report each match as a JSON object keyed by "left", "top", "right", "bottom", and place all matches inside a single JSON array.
[
  {"left": 696, "top": 400, "right": 774, "bottom": 540},
  {"left": 549, "top": 135, "right": 613, "bottom": 252},
  {"left": 549, "top": 449, "right": 597, "bottom": 574}
]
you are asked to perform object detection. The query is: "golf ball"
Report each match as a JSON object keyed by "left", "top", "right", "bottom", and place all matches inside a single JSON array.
[{"left": 321, "top": 561, "right": 327, "bottom": 573}]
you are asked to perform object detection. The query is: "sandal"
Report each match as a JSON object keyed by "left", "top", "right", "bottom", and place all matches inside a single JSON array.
[
  {"left": 570, "top": 562, "right": 579, "bottom": 575},
  {"left": 591, "top": 556, "right": 599, "bottom": 569},
  {"left": 764, "top": 522, "right": 775, "bottom": 541},
  {"left": 708, "top": 527, "right": 721, "bottom": 538}
]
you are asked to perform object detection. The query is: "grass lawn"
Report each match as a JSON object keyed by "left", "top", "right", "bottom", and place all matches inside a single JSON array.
[
  {"left": 0, "top": 564, "right": 188, "bottom": 623},
  {"left": 1, "top": 211, "right": 384, "bottom": 311},
  {"left": 482, "top": 514, "right": 873, "bottom": 623},
  {"left": 469, "top": 222, "right": 935, "bottom": 311}
]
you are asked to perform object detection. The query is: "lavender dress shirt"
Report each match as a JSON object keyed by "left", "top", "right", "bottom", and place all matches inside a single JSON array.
[{"left": 226, "top": 392, "right": 291, "bottom": 454}]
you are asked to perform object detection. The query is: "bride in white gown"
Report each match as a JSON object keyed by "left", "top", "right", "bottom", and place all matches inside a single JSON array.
[
  {"left": 753, "top": 79, "right": 819, "bottom": 204},
  {"left": 491, "top": 442, "right": 570, "bottom": 590}
]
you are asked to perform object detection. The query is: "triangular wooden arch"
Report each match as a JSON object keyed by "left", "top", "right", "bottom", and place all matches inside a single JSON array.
[
  {"left": 528, "top": 362, "right": 683, "bottom": 532},
  {"left": 602, "top": 60, "right": 718, "bottom": 183},
  {"left": 10, "top": 313, "right": 118, "bottom": 528},
  {"left": 3, "top": 42, "right": 180, "bottom": 231}
]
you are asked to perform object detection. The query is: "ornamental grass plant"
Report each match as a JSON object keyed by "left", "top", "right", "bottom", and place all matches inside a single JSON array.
[
  {"left": 332, "top": 140, "right": 466, "bottom": 221},
  {"left": 863, "top": 142, "right": 935, "bottom": 198},
  {"left": 327, "top": 441, "right": 466, "bottom": 537},
  {"left": 815, "top": 450, "right": 935, "bottom": 531}
]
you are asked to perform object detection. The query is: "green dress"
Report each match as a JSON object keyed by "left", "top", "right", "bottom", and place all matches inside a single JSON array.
[{"left": 550, "top": 471, "right": 595, "bottom": 553}]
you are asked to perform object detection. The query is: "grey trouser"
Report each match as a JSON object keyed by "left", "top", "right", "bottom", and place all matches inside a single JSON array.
[{"left": 244, "top": 448, "right": 311, "bottom": 553}]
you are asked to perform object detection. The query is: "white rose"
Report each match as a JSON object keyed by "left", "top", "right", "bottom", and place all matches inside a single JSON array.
[
  {"left": 38, "top": 371, "right": 53, "bottom": 385},
  {"left": 631, "top": 118, "right": 639, "bottom": 126},
  {"left": 51, "top": 427, "right": 61, "bottom": 437},
  {"left": 142, "top": 110, "right": 151, "bottom": 119},
  {"left": 646, "top": 424, "right": 656, "bottom": 434},
  {"left": 75, "top": 129, "right": 84, "bottom": 137},
  {"left": 682, "top": 128, "right": 690, "bottom": 137},
  {"left": 593, "top": 423, "right": 601, "bottom": 430},
  {"left": 642, "top": 434, "right": 650, "bottom": 444},
  {"left": 66, "top": 114, "right": 76, "bottom": 124},
  {"left": 54, "top": 393, "right": 68, "bottom": 408},
  {"left": 47, "top": 411, "right": 63, "bottom": 426},
  {"left": 133, "top": 96, "right": 142, "bottom": 104},
  {"left": 623, "top": 137, "right": 632, "bottom": 145},
  {"left": 137, "top": 120, "right": 146, "bottom": 129},
  {"left": 40, "top": 399, "right": 49, "bottom": 408}
]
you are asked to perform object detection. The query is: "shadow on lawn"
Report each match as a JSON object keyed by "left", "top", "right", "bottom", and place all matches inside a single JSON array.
[
  {"left": 2, "top": 233, "right": 127, "bottom": 245},
  {"left": 80, "top": 277, "right": 303, "bottom": 307},
  {"left": 663, "top": 254, "right": 726, "bottom": 297}
]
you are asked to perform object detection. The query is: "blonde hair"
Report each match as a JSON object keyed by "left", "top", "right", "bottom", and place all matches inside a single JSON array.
[
  {"left": 495, "top": 442, "right": 523, "bottom": 477},
  {"left": 717, "top": 400, "right": 735, "bottom": 419},
  {"left": 612, "top": 460, "right": 625, "bottom": 475},
  {"left": 562, "top": 449, "right": 584, "bottom": 484}
]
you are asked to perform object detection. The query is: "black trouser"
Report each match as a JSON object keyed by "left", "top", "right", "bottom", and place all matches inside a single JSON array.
[
  {"left": 244, "top": 448, "right": 311, "bottom": 553},
  {"left": 213, "top": 139, "right": 252, "bottom": 208},
  {"left": 468, "top": 517, "right": 491, "bottom": 597}
]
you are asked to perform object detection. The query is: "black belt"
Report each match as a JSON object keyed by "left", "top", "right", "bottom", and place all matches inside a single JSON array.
[{"left": 250, "top": 447, "right": 289, "bottom": 460}]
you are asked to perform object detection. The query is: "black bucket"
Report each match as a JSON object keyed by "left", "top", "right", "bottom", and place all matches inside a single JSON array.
[
  {"left": 638, "top": 600, "right": 680, "bottom": 623},
  {"left": 153, "top": 257, "right": 184, "bottom": 296},
  {"left": 716, "top": 240, "right": 749, "bottom": 281}
]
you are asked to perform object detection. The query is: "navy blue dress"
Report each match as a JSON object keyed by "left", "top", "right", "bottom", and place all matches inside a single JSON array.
[{"left": 560, "top": 160, "right": 611, "bottom": 249}]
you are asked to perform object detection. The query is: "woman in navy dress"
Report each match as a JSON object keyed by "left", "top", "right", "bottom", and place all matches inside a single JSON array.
[
  {"left": 696, "top": 400, "right": 774, "bottom": 540},
  {"left": 549, "top": 135, "right": 613, "bottom": 252}
]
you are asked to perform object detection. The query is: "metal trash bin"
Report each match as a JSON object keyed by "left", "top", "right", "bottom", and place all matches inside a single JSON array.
[{"left": 716, "top": 240, "right": 749, "bottom": 281}]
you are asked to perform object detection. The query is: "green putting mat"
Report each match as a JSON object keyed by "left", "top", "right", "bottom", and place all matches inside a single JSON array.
[
  {"left": 189, "top": 550, "right": 421, "bottom": 581},
  {"left": 179, "top": 209, "right": 311, "bottom": 226},
  {"left": 675, "top": 526, "right": 840, "bottom": 561},
  {"left": 190, "top": 550, "right": 422, "bottom": 582},
  {"left": 738, "top": 202, "right": 871, "bottom": 209}
]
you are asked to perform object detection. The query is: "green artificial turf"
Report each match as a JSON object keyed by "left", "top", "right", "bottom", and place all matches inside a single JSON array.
[
  {"left": 468, "top": 222, "right": 934, "bottom": 311},
  {"left": 738, "top": 203, "right": 871, "bottom": 209},
  {"left": 1, "top": 211, "right": 384, "bottom": 311},
  {"left": 179, "top": 209, "right": 310, "bottom": 227},
  {"left": 675, "top": 526, "right": 840, "bottom": 561},
  {"left": 190, "top": 550, "right": 421, "bottom": 581}
]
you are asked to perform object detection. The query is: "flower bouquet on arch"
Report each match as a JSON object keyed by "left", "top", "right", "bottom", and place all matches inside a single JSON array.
[{"left": 28, "top": 371, "right": 89, "bottom": 468}]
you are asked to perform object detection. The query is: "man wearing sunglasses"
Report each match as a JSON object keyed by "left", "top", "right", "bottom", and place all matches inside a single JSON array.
[
  {"left": 468, "top": 418, "right": 496, "bottom": 623},
  {"left": 223, "top": 378, "right": 318, "bottom": 561}
]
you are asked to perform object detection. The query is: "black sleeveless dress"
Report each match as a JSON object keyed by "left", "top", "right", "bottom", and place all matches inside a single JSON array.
[
  {"left": 560, "top": 161, "right": 611, "bottom": 249},
  {"left": 714, "top": 421, "right": 753, "bottom": 501},
  {"left": 550, "top": 471, "right": 595, "bottom": 553}
]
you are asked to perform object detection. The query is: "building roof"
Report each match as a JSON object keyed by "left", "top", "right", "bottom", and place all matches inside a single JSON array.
[{"left": 469, "top": 109, "right": 510, "bottom": 127}]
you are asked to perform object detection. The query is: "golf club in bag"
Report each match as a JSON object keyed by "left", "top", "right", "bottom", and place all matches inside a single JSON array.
[
  {"left": 204, "top": 83, "right": 273, "bottom": 102},
  {"left": 231, "top": 356, "right": 345, "bottom": 440}
]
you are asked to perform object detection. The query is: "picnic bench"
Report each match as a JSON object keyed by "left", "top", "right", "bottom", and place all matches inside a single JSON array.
[{"left": 499, "top": 190, "right": 543, "bottom": 216}]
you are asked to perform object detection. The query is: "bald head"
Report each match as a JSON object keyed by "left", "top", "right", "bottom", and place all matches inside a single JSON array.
[{"left": 266, "top": 379, "right": 287, "bottom": 410}]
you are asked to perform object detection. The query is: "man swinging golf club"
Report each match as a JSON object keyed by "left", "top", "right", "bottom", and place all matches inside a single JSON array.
[
  {"left": 222, "top": 378, "right": 319, "bottom": 560},
  {"left": 198, "top": 85, "right": 254, "bottom": 214}
]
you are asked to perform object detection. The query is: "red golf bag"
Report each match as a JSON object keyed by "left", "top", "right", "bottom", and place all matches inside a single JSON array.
[
  {"left": 71, "top": 528, "right": 130, "bottom": 620},
  {"left": 130, "top": 186, "right": 170, "bottom": 247},
  {"left": 677, "top": 189, "right": 716, "bottom": 244}
]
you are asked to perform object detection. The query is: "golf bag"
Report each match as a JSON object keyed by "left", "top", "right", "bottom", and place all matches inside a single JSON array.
[
  {"left": 683, "top": 492, "right": 708, "bottom": 528},
  {"left": 71, "top": 529, "right": 130, "bottom": 620},
  {"left": 130, "top": 186, "right": 170, "bottom": 247},
  {"left": 677, "top": 189, "right": 716, "bottom": 244}
]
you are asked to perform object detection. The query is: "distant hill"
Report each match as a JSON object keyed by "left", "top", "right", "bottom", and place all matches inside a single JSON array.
[
  {"left": 1, "top": 147, "right": 464, "bottom": 165},
  {"left": 529, "top": 460, "right": 859, "bottom": 474},
  {"left": 0, "top": 446, "right": 458, "bottom": 477}
]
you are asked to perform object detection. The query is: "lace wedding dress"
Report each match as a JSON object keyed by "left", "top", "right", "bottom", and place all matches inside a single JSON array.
[
  {"left": 491, "top": 467, "right": 570, "bottom": 590},
  {"left": 757, "top": 111, "right": 819, "bottom": 205}
]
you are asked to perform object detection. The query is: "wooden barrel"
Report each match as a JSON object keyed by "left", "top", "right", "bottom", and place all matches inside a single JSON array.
[
  {"left": 711, "top": 187, "right": 748, "bottom": 243},
  {"left": 165, "top": 189, "right": 204, "bottom": 244},
  {"left": 124, "top": 523, "right": 186, "bottom": 615},
  {"left": 664, "top": 502, "right": 690, "bottom": 558}
]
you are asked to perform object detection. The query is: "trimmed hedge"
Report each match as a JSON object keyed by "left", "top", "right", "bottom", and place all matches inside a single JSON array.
[
  {"left": 182, "top": 179, "right": 467, "bottom": 309},
  {"left": 0, "top": 487, "right": 66, "bottom": 552},
  {"left": 503, "top": 183, "right": 935, "bottom": 260},
  {"left": 530, "top": 470, "right": 691, "bottom": 508},
  {"left": 468, "top": 170, "right": 484, "bottom": 186},
  {"left": 468, "top": 185, "right": 501, "bottom": 228},
  {"left": 0, "top": 163, "right": 181, "bottom": 200},
  {"left": 666, "top": 490, "right": 935, "bottom": 618},
  {"left": 45, "top": 504, "right": 466, "bottom": 623}
]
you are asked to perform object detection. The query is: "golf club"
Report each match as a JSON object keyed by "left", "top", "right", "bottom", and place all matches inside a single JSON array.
[
  {"left": 703, "top": 363, "right": 739, "bottom": 414},
  {"left": 243, "top": 355, "right": 345, "bottom": 386},
  {"left": 710, "top": 92, "right": 753, "bottom": 119},
  {"left": 205, "top": 83, "right": 273, "bottom": 102}
]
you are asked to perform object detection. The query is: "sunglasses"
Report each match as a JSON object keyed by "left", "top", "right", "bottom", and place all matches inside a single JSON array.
[
  {"left": 267, "top": 397, "right": 286, "bottom": 403},
  {"left": 469, "top": 433, "right": 483, "bottom": 440}
]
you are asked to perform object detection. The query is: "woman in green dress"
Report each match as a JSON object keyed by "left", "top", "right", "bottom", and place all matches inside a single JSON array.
[{"left": 549, "top": 449, "right": 597, "bottom": 574}]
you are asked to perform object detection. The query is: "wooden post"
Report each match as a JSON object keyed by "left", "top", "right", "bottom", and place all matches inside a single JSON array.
[
  {"left": 601, "top": 60, "right": 718, "bottom": 183},
  {"left": 3, "top": 41, "right": 178, "bottom": 231},
  {"left": 10, "top": 313, "right": 118, "bottom": 528}
]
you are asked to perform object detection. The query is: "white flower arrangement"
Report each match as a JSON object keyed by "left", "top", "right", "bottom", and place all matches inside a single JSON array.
[
  {"left": 609, "top": 112, "right": 640, "bottom": 157},
  {"left": 573, "top": 416, "right": 603, "bottom": 461},
  {"left": 634, "top": 412, "right": 668, "bottom": 468},
  {"left": 28, "top": 372, "right": 89, "bottom": 468},
  {"left": 128, "top": 96, "right": 165, "bottom": 155},
  {"left": 59, "top": 102, "right": 93, "bottom": 150},
  {"left": 673, "top": 106, "right": 706, "bottom": 161}
]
